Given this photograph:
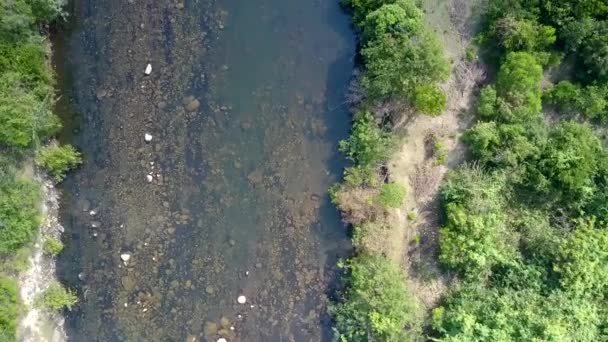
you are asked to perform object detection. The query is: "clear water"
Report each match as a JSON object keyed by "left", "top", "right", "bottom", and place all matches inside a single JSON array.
[{"left": 54, "top": 0, "right": 355, "bottom": 340}]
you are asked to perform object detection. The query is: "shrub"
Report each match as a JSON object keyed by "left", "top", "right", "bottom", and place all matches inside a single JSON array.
[
  {"left": 494, "top": 52, "right": 543, "bottom": 122},
  {"left": 0, "top": 176, "right": 41, "bottom": 254},
  {"left": 27, "top": 0, "right": 66, "bottom": 23},
  {"left": 339, "top": 111, "right": 394, "bottom": 166},
  {"left": 42, "top": 236, "right": 63, "bottom": 256},
  {"left": 0, "top": 277, "right": 20, "bottom": 340},
  {"left": 331, "top": 253, "right": 421, "bottom": 341},
  {"left": 341, "top": 0, "right": 398, "bottom": 25},
  {"left": 432, "top": 285, "right": 605, "bottom": 341},
  {"left": 361, "top": 1, "right": 422, "bottom": 43},
  {"left": 36, "top": 144, "right": 82, "bottom": 182},
  {"left": 413, "top": 84, "right": 447, "bottom": 116},
  {"left": 554, "top": 219, "right": 608, "bottom": 298},
  {"left": 376, "top": 182, "right": 406, "bottom": 208},
  {"left": 465, "top": 46, "right": 477, "bottom": 62},
  {"left": 343, "top": 165, "right": 381, "bottom": 188},
  {"left": 36, "top": 282, "right": 77, "bottom": 311},
  {"left": 536, "top": 121, "right": 603, "bottom": 204},
  {"left": 431, "top": 136, "right": 448, "bottom": 165},
  {"left": 0, "top": 72, "right": 59, "bottom": 147},
  {"left": 493, "top": 16, "right": 556, "bottom": 53},
  {"left": 439, "top": 166, "right": 516, "bottom": 278}
]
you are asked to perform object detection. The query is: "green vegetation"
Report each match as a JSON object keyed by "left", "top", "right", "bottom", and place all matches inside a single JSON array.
[
  {"left": 430, "top": 1, "right": 608, "bottom": 340},
  {"left": 331, "top": 0, "right": 449, "bottom": 340},
  {"left": 375, "top": 182, "right": 406, "bottom": 209},
  {"left": 0, "top": 0, "right": 75, "bottom": 339},
  {"left": 345, "top": 0, "right": 449, "bottom": 113},
  {"left": 42, "top": 236, "right": 63, "bottom": 256},
  {"left": 35, "top": 282, "right": 77, "bottom": 311},
  {"left": 36, "top": 144, "right": 82, "bottom": 182},
  {"left": 0, "top": 277, "right": 19, "bottom": 340},
  {"left": 330, "top": 253, "right": 421, "bottom": 341},
  {"left": 0, "top": 175, "right": 41, "bottom": 254}
]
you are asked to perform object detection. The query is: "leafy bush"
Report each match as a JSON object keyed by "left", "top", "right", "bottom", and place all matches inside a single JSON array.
[
  {"left": 493, "top": 52, "right": 543, "bottom": 122},
  {"left": 537, "top": 121, "right": 603, "bottom": 203},
  {"left": 360, "top": 0, "right": 422, "bottom": 43},
  {"left": 356, "top": 0, "right": 449, "bottom": 103},
  {"left": 341, "top": 0, "right": 398, "bottom": 26},
  {"left": 413, "top": 84, "right": 447, "bottom": 116},
  {"left": 0, "top": 176, "right": 41, "bottom": 254},
  {"left": 339, "top": 111, "right": 394, "bottom": 167},
  {"left": 492, "top": 16, "right": 556, "bottom": 53},
  {"left": 554, "top": 219, "right": 608, "bottom": 298},
  {"left": 546, "top": 81, "right": 608, "bottom": 119},
  {"left": 439, "top": 166, "right": 516, "bottom": 278},
  {"left": 331, "top": 253, "right": 421, "bottom": 341},
  {"left": 581, "top": 20, "right": 608, "bottom": 81},
  {"left": 36, "top": 282, "right": 77, "bottom": 311},
  {"left": 432, "top": 285, "right": 605, "bottom": 341},
  {"left": 36, "top": 144, "right": 82, "bottom": 182},
  {"left": 42, "top": 236, "right": 63, "bottom": 256},
  {"left": 0, "top": 72, "right": 59, "bottom": 147},
  {"left": 0, "top": 277, "right": 20, "bottom": 340},
  {"left": 376, "top": 182, "right": 406, "bottom": 208}
]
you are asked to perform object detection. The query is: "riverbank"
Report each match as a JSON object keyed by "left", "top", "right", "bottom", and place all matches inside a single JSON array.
[
  {"left": 0, "top": 1, "right": 79, "bottom": 340},
  {"left": 329, "top": 0, "right": 482, "bottom": 339},
  {"left": 17, "top": 177, "right": 67, "bottom": 342}
]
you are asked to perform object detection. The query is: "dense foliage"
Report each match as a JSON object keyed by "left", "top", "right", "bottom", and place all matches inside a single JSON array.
[
  {"left": 0, "top": 277, "right": 19, "bottom": 340},
  {"left": 0, "top": 0, "right": 73, "bottom": 339},
  {"left": 330, "top": 253, "right": 420, "bottom": 341},
  {"left": 347, "top": 0, "right": 449, "bottom": 114},
  {"left": 432, "top": 0, "right": 608, "bottom": 340},
  {"left": 0, "top": 175, "right": 41, "bottom": 255},
  {"left": 331, "top": 0, "right": 449, "bottom": 339}
]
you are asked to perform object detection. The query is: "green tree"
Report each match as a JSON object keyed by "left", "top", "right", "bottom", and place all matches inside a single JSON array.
[
  {"left": 341, "top": 0, "right": 398, "bottom": 25},
  {"left": 361, "top": 0, "right": 423, "bottom": 43},
  {"left": 494, "top": 52, "right": 543, "bottom": 122},
  {"left": 493, "top": 16, "right": 556, "bottom": 52}
]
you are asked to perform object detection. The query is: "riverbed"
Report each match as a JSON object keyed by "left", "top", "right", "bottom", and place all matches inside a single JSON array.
[{"left": 54, "top": 0, "right": 355, "bottom": 341}]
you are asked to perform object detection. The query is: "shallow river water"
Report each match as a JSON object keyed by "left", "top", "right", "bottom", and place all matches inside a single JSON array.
[{"left": 54, "top": 0, "right": 355, "bottom": 340}]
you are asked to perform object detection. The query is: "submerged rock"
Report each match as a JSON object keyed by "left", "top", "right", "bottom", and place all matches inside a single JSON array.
[{"left": 183, "top": 96, "right": 200, "bottom": 112}]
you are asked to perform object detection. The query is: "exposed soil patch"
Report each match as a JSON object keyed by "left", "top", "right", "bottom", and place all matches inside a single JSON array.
[{"left": 386, "top": 0, "right": 486, "bottom": 309}]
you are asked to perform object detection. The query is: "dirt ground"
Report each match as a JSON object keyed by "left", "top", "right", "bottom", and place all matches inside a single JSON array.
[{"left": 386, "top": 0, "right": 486, "bottom": 309}]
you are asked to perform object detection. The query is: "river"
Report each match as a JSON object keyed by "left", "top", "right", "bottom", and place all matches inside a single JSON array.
[{"left": 53, "top": 0, "right": 355, "bottom": 341}]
